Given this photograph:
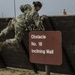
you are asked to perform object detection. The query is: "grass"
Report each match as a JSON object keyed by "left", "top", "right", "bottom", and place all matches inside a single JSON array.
[{"left": 0, "top": 68, "right": 69, "bottom": 75}]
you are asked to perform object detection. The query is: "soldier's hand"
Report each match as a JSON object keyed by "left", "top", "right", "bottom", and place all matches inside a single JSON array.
[{"left": 41, "top": 15, "right": 48, "bottom": 19}]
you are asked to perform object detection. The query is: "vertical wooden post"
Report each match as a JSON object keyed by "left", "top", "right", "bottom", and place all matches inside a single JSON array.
[{"left": 45, "top": 65, "right": 50, "bottom": 75}]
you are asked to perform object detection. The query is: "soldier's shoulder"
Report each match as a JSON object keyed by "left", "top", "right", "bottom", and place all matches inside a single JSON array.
[
  {"left": 20, "top": 4, "right": 32, "bottom": 13},
  {"left": 24, "top": 4, "right": 32, "bottom": 10},
  {"left": 25, "top": 4, "right": 31, "bottom": 7},
  {"left": 21, "top": 4, "right": 32, "bottom": 10}
]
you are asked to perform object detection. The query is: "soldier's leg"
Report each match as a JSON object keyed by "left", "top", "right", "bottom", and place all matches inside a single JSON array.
[{"left": 0, "top": 38, "right": 21, "bottom": 52}]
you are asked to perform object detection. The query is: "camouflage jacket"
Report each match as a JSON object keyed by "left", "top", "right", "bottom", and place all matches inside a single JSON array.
[{"left": 1, "top": 4, "right": 45, "bottom": 42}]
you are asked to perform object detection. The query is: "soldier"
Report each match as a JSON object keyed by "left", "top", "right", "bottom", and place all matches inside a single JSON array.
[{"left": 0, "top": 1, "right": 45, "bottom": 51}]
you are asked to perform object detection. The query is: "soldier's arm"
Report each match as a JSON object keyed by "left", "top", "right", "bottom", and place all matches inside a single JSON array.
[
  {"left": 0, "top": 19, "right": 14, "bottom": 36},
  {"left": 33, "top": 13, "right": 45, "bottom": 30}
]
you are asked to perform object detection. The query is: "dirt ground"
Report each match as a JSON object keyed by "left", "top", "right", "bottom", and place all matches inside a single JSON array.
[{"left": 0, "top": 68, "right": 69, "bottom": 75}]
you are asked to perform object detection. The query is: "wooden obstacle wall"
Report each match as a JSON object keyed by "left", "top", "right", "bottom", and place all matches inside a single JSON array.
[{"left": 0, "top": 15, "right": 75, "bottom": 74}]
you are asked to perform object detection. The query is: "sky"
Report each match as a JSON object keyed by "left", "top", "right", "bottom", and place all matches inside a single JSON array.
[{"left": 0, "top": 0, "right": 75, "bottom": 17}]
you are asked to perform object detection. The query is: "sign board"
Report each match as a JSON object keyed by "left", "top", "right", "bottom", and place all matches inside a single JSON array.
[{"left": 29, "top": 31, "right": 62, "bottom": 65}]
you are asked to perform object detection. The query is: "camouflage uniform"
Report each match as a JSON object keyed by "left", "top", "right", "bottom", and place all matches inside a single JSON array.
[{"left": 0, "top": 4, "right": 45, "bottom": 51}]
